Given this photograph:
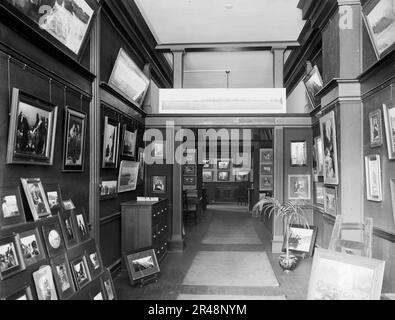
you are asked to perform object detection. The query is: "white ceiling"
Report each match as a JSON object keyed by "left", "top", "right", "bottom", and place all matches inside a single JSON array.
[{"left": 134, "top": 0, "right": 305, "bottom": 44}]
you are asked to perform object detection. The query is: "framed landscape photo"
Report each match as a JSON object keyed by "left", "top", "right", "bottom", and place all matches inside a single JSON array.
[
  {"left": 32, "top": 265, "right": 58, "bottom": 300},
  {"left": 152, "top": 176, "right": 166, "bottom": 194},
  {"left": 102, "top": 116, "right": 120, "bottom": 169},
  {"left": 101, "top": 269, "right": 117, "bottom": 300},
  {"left": 75, "top": 209, "right": 90, "bottom": 242},
  {"left": 0, "top": 186, "right": 26, "bottom": 228},
  {"left": 4, "top": 285, "right": 33, "bottom": 300},
  {"left": 44, "top": 183, "right": 63, "bottom": 216},
  {"left": 183, "top": 164, "right": 196, "bottom": 175},
  {"left": 118, "top": 161, "right": 139, "bottom": 193},
  {"left": 0, "top": 234, "right": 25, "bottom": 280},
  {"left": 320, "top": 111, "right": 339, "bottom": 185},
  {"left": 108, "top": 48, "right": 150, "bottom": 107},
  {"left": 42, "top": 220, "right": 66, "bottom": 258},
  {"left": 203, "top": 170, "right": 213, "bottom": 182},
  {"left": 290, "top": 141, "right": 307, "bottom": 166},
  {"left": 283, "top": 225, "right": 318, "bottom": 257},
  {"left": 303, "top": 65, "right": 324, "bottom": 109},
  {"left": 70, "top": 255, "right": 91, "bottom": 290},
  {"left": 369, "top": 109, "right": 383, "bottom": 148},
  {"left": 50, "top": 253, "right": 76, "bottom": 300},
  {"left": 324, "top": 187, "right": 338, "bottom": 216},
  {"left": 260, "top": 175, "right": 273, "bottom": 191},
  {"left": 21, "top": 178, "right": 52, "bottom": 221},
  {"left": 58, "top": 210, "right": 78, "bottom": 249},
  {"left": 383, "top": 103, "right": 395, "bottom": 159},
  {"left": 63, "top": 107, "right": 87, "bottom": 172},
  {"left": 19, "top": 228, "right": 46, "bottom": 267},
  {"left": 217, "top": 160, "right": 230, "bottom": 170},
  {"left": 288, "top": 174, "right": 311, "bottom": 200},
  {"left": 7, "top": 88, "right": 58, "bottom": 166},
  {"left": 217, "top": 171, "right": 230, "bottom": 182},
  {"left": 125, "top": 247, "right": 160, "bottom": 285},
  {"left": 121, "top": 125, "right": 137, "bottom": 158},
  {"left": 307, "top": 248, "right": 385, "bottom": 300},
  {"left": 362, "top": 0, "right": 395, "bottom": 59},
  {"left": 183, "top": 176, "right": 196, "bottom": 186},
  {"left": 260, "top": 149, "right": 273, "bottom": 164},
  {"left": 365, "top": 154, "right": 383, "bottom": 202},
  {"left": 100, "top": 179, "right": 118, "bottom": 200}
]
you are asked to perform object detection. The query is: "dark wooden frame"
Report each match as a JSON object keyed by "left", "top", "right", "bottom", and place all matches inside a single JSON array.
[
  {"left": 50, "top": 253, "right": 76, "bottom": 300},
  {"left": 19, "top": 227, "right": 46, "bottom": 267},
  {"left": 0, "top": 234, "right": 25, "bottom": 280},
  {"left": 125, "top": 247, "right": 160, "bottom": 284},
  {"left": 290, "top": 140, "right": 307, "bottom": 167},
  {"left": 183, "top": 164, "right": 196, "bottom": 175},
  {"left": 85, "top": 242, "right": 103, "bottom": 280},
  {"left": 0, "top": 186, "right": 26, "bottom": 228},
  {"left": 32, "top": 265, "right": 58, "bottom": 300},
  {"left": 99, "top": 178, "right": 118, "bottom": 201},
  {"left": 102, "top": 116, "right": 120, "bottom": 169},
  {"left": 217, "top": 171, "right": 230, "bottom": 182},
  {"left": 74, "top": 209, "right": 90, "bottom": 243},
  {"left": 3, "top": 285, "right": 33, "bottom": 300},
  {"left": 121, "top": 124, "right": 138, "bottom": 159},
  {"left": 70, "top": 255, "right": 91, "bottom": 290},
  {"left": 151, "top": 175, "right": 167, "bottom": 194},
  {"left": 183, "top": 176, "right": 196, "bottom": 186},
  {"left": 20, "top": 178, "right": 52, "bottom": 221},
  {"left": 44, "top": 183, "right": 63, "bottom": 216},
  {"left": 283, "top": 224, "right": 318, "bottom": 257},
  {"left": 58, "top": 210, "right": 78, "bottom": 249},
  {"left": 41, "top": 220, "right": 66, "bottom": 258},
  {"left": 101, "top": 268, "right": 117, "bottom": 300}
]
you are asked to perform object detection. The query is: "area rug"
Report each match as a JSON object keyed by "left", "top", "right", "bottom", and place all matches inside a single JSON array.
[
  {"left": 182, "top": 251, "right": 279, "bottom": 287},
  {"left": 177, "top": 294, "right": 286, "bottom": 300}
]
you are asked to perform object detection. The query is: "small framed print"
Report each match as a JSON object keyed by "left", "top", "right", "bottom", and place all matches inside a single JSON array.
[
  {"left": 121, "top": 124, "right": 137, "bottom": 158},
  {"left": 62, "top": 199, "right": 76, "bottom": 211},
  {"left": 235, "top": 170, "right": 250, "bottom": 182},
  {"left": 118, "top": 160, "right": 139, "bottom": 193},
  {"left": 3, "top": 285, "right": 33, "bottom": 300},
  {"left": 19, "top": 228, "right": 46, "bottom": 267},
  {"left": 183, "top": 164, "right": 196, "bottom": 175},
  {"left": 383, "top": 103, "right": 395, "bottom": 160},
  {"left": 217, "top": 160, "right": 230, "bottom": 170},
  {"left": 101, "top": 269, "right": 117, "bottom": 300},
  {"left": 314, "top": 182, "right": 325, "bottom": 206},
  {"left": 260, "top": 175, "right": 273, "bottom": 191},
  {"left": 314, "top": 136, "right": 324, "bottom": 176},
  {"left": 320, "top": 111, "right": 339, "bottom": 185},
  {"left": 42, "top": 220, "right": 66, "bottom": 258},
  {"left": 217, "top": 171, "right": 230, "bottom": 182},
  {"left": 152, "top": 176, "right": 166, "bottom": 194},
  {"left": 324, "top": 187, "right": 338, "bottom": 216},
  {"left": 290, "top": 141, "right": 307, "bottom": 166},
  {"left": 260, "top": 164, "right": 273, "bottom": 175},
  {"left": 44, "top": 183, "right": 63, "bottom": 216},
  {"left": 70, "top": 256, "right": 91, "bottom": 290},
  {"left": 260, "top": 149, "right": 273, "bottom": 164},
  {"left": 0, "top": 234, "right": 25, "bottom": 280},
  {"left": 32, "top": 265, "right": 58, "bottom": 300},
  {"left": 202, "top": 159, "right": 213, "bottom": 169},
  {"left": 58, "top": 211, "right": 78, "bottom": 249},
  {"left": 283, "top": 224, "right": 318, "bottom": 257},
  {"left": 20, "top": 178, "right": 52, "bottom": 221},
  {"left": 0, "top": 186, "right": 26, "bottom": 228},
  {"left": 100, "top": 178, "right": 118, "bottom": 200},
  {"left": 137, "top": 148, "right": 145, "bottom": 184},
  {"left": 75, "top": 209, "right": 90, "bottom": 242},
  {"left": 390, "top": 179, "right": 395, "bottom": 225},
  {"left": 288, "top": 175, "right": 311, "bottom": 200},
  {"left": 183, "top": 176, "right": 196, "bottom": 186},
  {"left": 85, "top": 242, "right": 103, "bottom": 279},
  {"left": 102, "top": 116, "right": 120, "bottom": 169},
  {"left": 369, "top": 110, "right": 383, "bottom": 148},
  {"left": 50, "top": 253, "right": 76, "bottom": 300},
  {"left": 62, "top": 107, "right": 87, "bottom": 172},
  {"left": 365, "top": 154, "right": 382, "bottom": 202},
  {"left": 203, "top": 170, "right": 213, "bottom": 182}
]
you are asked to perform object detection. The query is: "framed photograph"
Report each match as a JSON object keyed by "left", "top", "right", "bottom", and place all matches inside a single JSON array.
[
  {"left": 7, "top": 88, "right": 58, "bottom": 166},
  {"left": 235, "top": 170, "right": 250, "bottom": 182},
  {"left": 369, "top": 109, "right": 383, "bottom": 148},
  {"left": 383, "top": 103, "right": 395, "bottom": 159},
  {"left": 288, "top": 174, "right": 311, "bottom": 200},
  {"left": 90, "top": 285, "right": 105, "bottom": 301},
  {"left": 42, "top": 220, "right": 66, "bottom": 258},
  {"left": 0, "top": 186, "right": 26, "bottom": 228},
  {"left": 62, "top": 199, "right": 76, "bottom": 211},
  {"left": 314, "top": 136, "right": 324, "bottom": 177},
  {"left": 320, "top": 111, "right": 339, "bottom": 185},
  {"left": 85, "top": 242, "right": 103, "bottom": 279},
  {"left": 365, "top": 154, "right": 383, "bottom": 202},
  {"left": 203, "top": 170, "right": 213, "bottom": 182},
  {"left": 217, "top": 160, "right": 230, "bottom": 170},
  {"left": 307, "top": 248, "right": 385, "bottom": 300},
  {"left": 121, "top": 125, "right": 137, "bottom": 158},
  {"left": 118, "top": 161, "right": 139, "bottom": 193},
  {"left": 32, "top": 265, "right": 58, "bottom": 300},
  {"left": 202, "top": 159, "right": 213, "bottom": 169},
  {"left": 58, "top": 210, "right": 78, "bottom": 249},
  {"left": 63, "top": 107, "right": 87, "bottom": 172},
  {"left": 290, "top": 141, "right": 307, "bottom": 166},
  {"left": 108, "top": 48, "right": 150, "bottom": 107},
  {"left": 19, "top": 228, "right": 46, "bottom": 267},
  {"left": 183, "top": 176, "right": 196, "bottom": 186},
  {"left": 100, "top": 179, "right": 118, "bottom": 200},
  {"left": 151, "top": 140, "right": 165, "bottom": 159},
  {"left": 102, "top": 116, "right": 120, "bottom": 169},
  {"left": 70, "top": 256, "right": 91, "bottom": 290},
  {"left": 50, "top": 253, "right": 76, "bottom": 300},
  {"left": 125, "top": 247, "right": 160, "bottom": 284},
  {"left": 303, "top": 65, "right": 324, "bottom": 109},
  {"left": 0, "top": 234, "right": 25, "bottom": 280},
  {"left": 137, "top": 147, "right": 145, "bottom": 184},
  {"left": 152, "top": 176, "right": 166, "bottom": 194},
  {"left": 260, "top": 164, "right": 273, "bottom": 175},
  {"left": 362, "top": 0, "right": 395, "bottom": 59},
  {"left": 217, "top": 171, "right": 230, "bottom": 182},
  {"left": 324, "top": 187, "right": 338, "bottom": 216},
  {"left": 260, "top": 149, "right": 273, "bottom": 164},
  {"left": 314, "top": 182, "right": 325, "bottom": 206},
  {"left": 75, "top": 209, "right": 90, "bottom": 242},
  {"left": 390, "top": 179, "right": 395, "bottom": 225},
  {"left": 283, "top": 225, "right": 318, "bottom": 257},
  {"left": 3, "top": 0, "right": 97, "bottom": 59},
  {"left": 3, "top": 285, "right": 33, "bottom": 300},
  {"left": 183, "top": 164, "right": 196, "bottom": 175},
  {"left": 44, "top": 183, "right": 63, "bottom": 216},
  {"left": 101, "top": 269, "right": 117, "bottom": 300},
  {"left": 260, "top": 175, "right": 273, "bottom": 191},
  {"left": 20, "top": 178, "right": 52, "bottom": 221}
]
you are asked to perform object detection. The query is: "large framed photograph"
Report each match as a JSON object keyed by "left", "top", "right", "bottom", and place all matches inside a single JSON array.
[
  {"left": 152, "top": 176, "right": 166, "bottom": 194},
  {"left": 303, "top": 65, "right": 324, "bottom": 109},
  {"left": 369, "top": 109, "right": 383, "bottom": 148},
  {"left": 307, "top": 248, "right": 385, "bottom": 300},
  {"left": 3, "top": 0, "right": 98, "bottom": 59},
  {"left": 365, "top": 154, "right": 383, "bottom": 202},
  {"left": 21, "top": 178, "right": 52, "bottom": 221},
  {"left": 0, "top": 186, "right": 26, "bottom": 228},
  {"left": 125, "top": 247, "right": 160, "bottom": 285},
  {"left": 58, "top": 210, "right": 78, "bottom": 249},
  {"left": 260, "top": 175, "right": 273, "bottom": 191},
  {"left": 19, "top": 228, "right": 46, "bottom": 267},
  {"left": 50, "top": 253, "right": 76, "bottom": 300},
  {"left": 260, "top": 149, "right": 273, "bottom": 164},
  {"left": 118, "top": 161, "right": 139, "bottom": 193},
  {"left": 100, "top": 178, "right": 118, "bottom": 200},
  {"left": 290, "top": 141, "right": 307, "bottom": 166},
  {"left": 383, "top": 103, "right": 395, "bottom": 159},
  {"left": 108, "top": 48, "right": 150, "bottom": 107},
  {"left": 217, "top": 171, "right": 230, "bottom": 182},
  {"left": 7, "top": 88, "right": 58, "bottom": 166},
  {"left": 283, "top": 225, "right": 318, "bottom": 257},
  {"left": 314, "top": 136, "right": 324, "bottom": 176},
  {"left": 362, "top": 0, "right": 395, "bottom": 59},
  {"left": 63, "top": 107, "right": 87, "bottom": 172},
  {"left": 320, "top": 111, "right": 339, "bottom": 185},
  {"left": 121, "top": 125, "right": 137, "bottom": 158},
  {"left": 44, "top": 183, "right": 63, "bottom": 216},
  {"left": 324, "top": 187, "right": 338, "bottom": 216},
  {"left": 101, "top": 269, "right": 117, "bottom": 300},
  {"left": 288, "top": 174, "right": 311, "bottom": 200},
  {"left": 70, "top": 255, "right": 91, "bottom": 290},
  {"left": 102, "top": 116, "right": 120, "bottom": 169},
  {"left": 75, "top": 209, "right": 90, "bottom": 242},
  {"left": 32, "top": 265, "right": 58, "bottom": 300},
  {"left": 0, "top": 234, "right": 25, "bottom": 280},
  {"left": 203, "top": 170, "right": 213, "bottom": 182},
  {"left": 42, "top": 220, "right": 66, "bottom": 258}
]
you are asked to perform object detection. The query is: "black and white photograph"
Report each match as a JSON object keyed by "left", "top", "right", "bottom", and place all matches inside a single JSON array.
[
  {"left": 102, "top": 116, "right": 120, "bottom": 169},
  {"left": 0, "top": 186, "right": 26, "bottom": 228},
  {"left": 260, "top": 175, "right": 273, "bottom": 191},
  {"left": 320, "top": 111, "right": 339, "bottom": 185},
  {"left": 32, "top": 265, "right": 58, "bottom": 300},
  {"left": 121, "top": 125, "right": 137, "bottom": 158},
  {"left": 284, "top": 225, "right": 318, "bottom": 257},
  {"left": 288, "top": 175, "right": 311, "bottom": 200},
  {"left": 19, "top": 228, "right": 46, "bottom": 266},
  {"left": 62, "top": 199, "right": 76, "bottom": 211},
  {"left": 21, "top": 178, "right": 52, "bottom": 221},
  {"left": 217, "top": 160, "right": 230, "bottom": 170},
  {"left": 86, "top": 244, "right": 102, "bottom": 278},
  {"left": 0, "top": 235, "right": 24, "bottom": 280},
  {"left": 100, "top": 179, "right": 118, "bottom": 200},
  {"left": 75, "top": 210, "right": 89, "bottom": 242},
  {"left": 59, "top": 211, "right": 78, "bottom": 248},
  {"left": 383, "top": 103, "right": 395, "bottom": 159},
  {"left": 183, "top": 176, "right": 196, "bottom": 186},
  {"left": 369, "top": 109, "right": 383, "bottom": 148},
  {"left": 45, "top": 183, "right": 63, "bottom": 216},
  {"left": 125, "top": 248, "right": 160, "bottom": 283},
  {"left": 51, "top": 253, "right": 76, "bottom": 300},
  {"left": 202, "top": 170, "right": 213, "bottom": 182},
  {"left": 42, "top": 221, "right": 66, "bottom": 257},
  {"left": 70, "top": 256, "right": 90, "bottom": 289},
  {"left": 217, "top": 171, "right": 230, "bottom": 182},
  {"left": 303, "top": 65, "right": 323, "bottom": 109},
  {"left": 290, "top": 141, "right": 307, "bottom": 166},
  {"left": 118, "top": 161, "right": 139, "bottom": 193},
  {"left": 152, "top": 175, "right": 166, "bottom": 193}
]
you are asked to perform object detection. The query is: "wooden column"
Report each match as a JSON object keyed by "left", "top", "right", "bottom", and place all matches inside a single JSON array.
[
  {"left": 271, "top": 46, "right": 286, "bottom": 88},
  {"left": 171, "top": 49, "right": 185, "bottom": 88}
]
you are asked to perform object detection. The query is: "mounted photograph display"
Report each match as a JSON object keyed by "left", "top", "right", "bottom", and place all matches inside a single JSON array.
[
  {"left": 121, "top": 125, "right": 137, "bottom": 158},
  {"left": 0, "top": 186, "right": 26, "bottom": 228},
  {"left": 369, "top": 109, "right": 384, "bottom": 148},
  {"left": 117, "top": 161, "right": 139, "bottom": 193},
  {"left": 365, "top": 154, "right": 383, "bottom": 202},
  {"left": 383, "top": 103, "right": 395, "bottom": 159},
  {"left": 21, "top": 178, "right": 52, "bottom": 221},
  {"left": 288, "top": 175, "right": 311, "bottom": 200},
  {"left": 303, "top": 65, "right": 324, "bottom": 109},
  {"left": 102, "top": 116, "right": 120, "bottom": 169},
  {"left": 320, "top": 111, "right": 339, "bottom": 185}
]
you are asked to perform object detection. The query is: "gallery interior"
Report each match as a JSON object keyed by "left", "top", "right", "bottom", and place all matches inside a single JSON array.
[{"left": 0, "top": 0, "right": 395, "bottom": 301}]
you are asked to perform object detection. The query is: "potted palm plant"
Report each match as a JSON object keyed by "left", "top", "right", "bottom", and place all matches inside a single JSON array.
[{"left": 252, "top": 197, "right": 310, "bottom": 272}]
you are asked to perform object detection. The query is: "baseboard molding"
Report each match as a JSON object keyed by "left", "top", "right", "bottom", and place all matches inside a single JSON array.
[
  {"left": 373, "top": 227, "right": 395, "bottom": 243},
  {"left": 168, "top": 238, "right": 186, "bottom": 252},
  {"left": 109, "top": 258, "right": 122, "bottom": 277}
]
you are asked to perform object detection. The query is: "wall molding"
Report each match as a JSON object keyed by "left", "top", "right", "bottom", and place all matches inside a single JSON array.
[
  {"left": 100, "top": 211, "right": 121, "bottom": 225},
  {"left": 373, "top": 227, "right": 395, "bottom": 243}
]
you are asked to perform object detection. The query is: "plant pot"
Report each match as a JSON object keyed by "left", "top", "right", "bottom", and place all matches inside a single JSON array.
[{"left": 279, "top": 254, "right": 298, "bottom": 272}]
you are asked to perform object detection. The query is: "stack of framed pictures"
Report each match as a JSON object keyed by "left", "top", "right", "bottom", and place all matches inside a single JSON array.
[
  {"left": 259, "top": 149, "right": 273, "bottom": 193},
  {"left": 182, "top": 150, "right": 197, "bottom": 190}
]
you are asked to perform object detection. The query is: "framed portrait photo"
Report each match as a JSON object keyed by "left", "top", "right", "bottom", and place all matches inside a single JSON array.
[
  {"left": 365, "top": 154, "right": 383, "bottom": 202},
  {"left": 217, "top": 171, "right": 230, "bottom": 182},
  {"left": 58, "top": 210, "right": 78, "bottom": 249},
  {"left": 303, "top": 65, "right": 324, "bottom": 109},
  {"left": 3, "top": 285, "right": 33, "bottom": 300},
  {"left": 19, "top": 228, "right": 46, "bottom": 267},
  {"left": 42, "top": 220, "right": 66, "bottom": 258},
  {"left": 183, "top": 176, "right": 196, "bottom": 186},
  {"left": 70, "top": 255, "right": 91, "bottom": 290},
  {"left": 50, "top": 253, "right": 76, "bottom": 300},
  {"left": 7, "top": 88, "right": 58, "bottom": 166},
  {"left": 369, "top": 109, "right": 383, "bottom": 148},
  {"left": 260, "top": 175, "right": 273, "bottom": 191},
  {"left": 362, "top": 0, "right": 395, "bottom": 59},
  {"left": 121, "top": 125, "right": 137, "bottom": 158},
  {"left": 290, "top": 141, "right": 307, "bottom": 166},
  {"left": 44, "top": 183, "right": 63, "bottom": 216},
  {"left": 152, "top": 176, "right": 166, "bottom": 194},
  {"left": 102, "top": 116, "right": 120, "bottom": 169},
  {"left": 85, "top": 242, "right": 103, "bottom": 279},
  {"left": 288, "top": 174, "right": 311, "bottom": 200},
  {"left": 21, "top": 178, "right": 52, "bottom": 221},
  {"left": 32, "top": 265, "right": 58, "bottom": 300},
  {"left": 0, "top": 234, "right": 25, "bottom": 280},
  {"left": 0, "top": 186, "right": 26, "bottom": 228},
  {"left": 320, "top": 111, "right": 339, "bottom": 185},
  {"left": 260, "top": 149, "right": 273, "bottom": 164},
  {"left": 202, "top": 159, "right": 213, "bottom": 169},
  {"left": 307, "top": 248, "right": 385, "bottom": 300},
  {"left": 283, "top": 225, "right": 318, "bottom": 257},
  {"left": 118, "top": 161, "right": 139, "bottom": 193},
  {"left": 100, "top": 178, "right": 118, "bottom": 200},
  {"left": 383, "top": 103, "right": 395, "bottom": 159},
  {"left": 324, "top": 187, "right": 338, "bottom": 216},
  {"left": 125, "top": 247, "right": 160, "bottom": 285},
  {"left": 101, "top": 269, "right": 117, "bottom": 300},
  {"left": 75, "top": 209, "right": 90, "bottom": 242},
  {"left": 63, "top": 107, "right": 87, "bottom": 172},
  {"left": 314, "top": 136, "right": 324, "bottom": 177}
]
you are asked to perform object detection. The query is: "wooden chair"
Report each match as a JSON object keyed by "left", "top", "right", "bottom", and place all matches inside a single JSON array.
[
  {"left": 183, "top": 190, "right": 201, "bottom": 225},
  {"left": 328, "top": 215, "right": 373, "bottom": 258}
]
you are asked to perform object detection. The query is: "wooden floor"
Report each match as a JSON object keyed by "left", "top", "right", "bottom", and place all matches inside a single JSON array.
[{"left": 114, "top": 204, "right": 312, "bottom": 300}]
